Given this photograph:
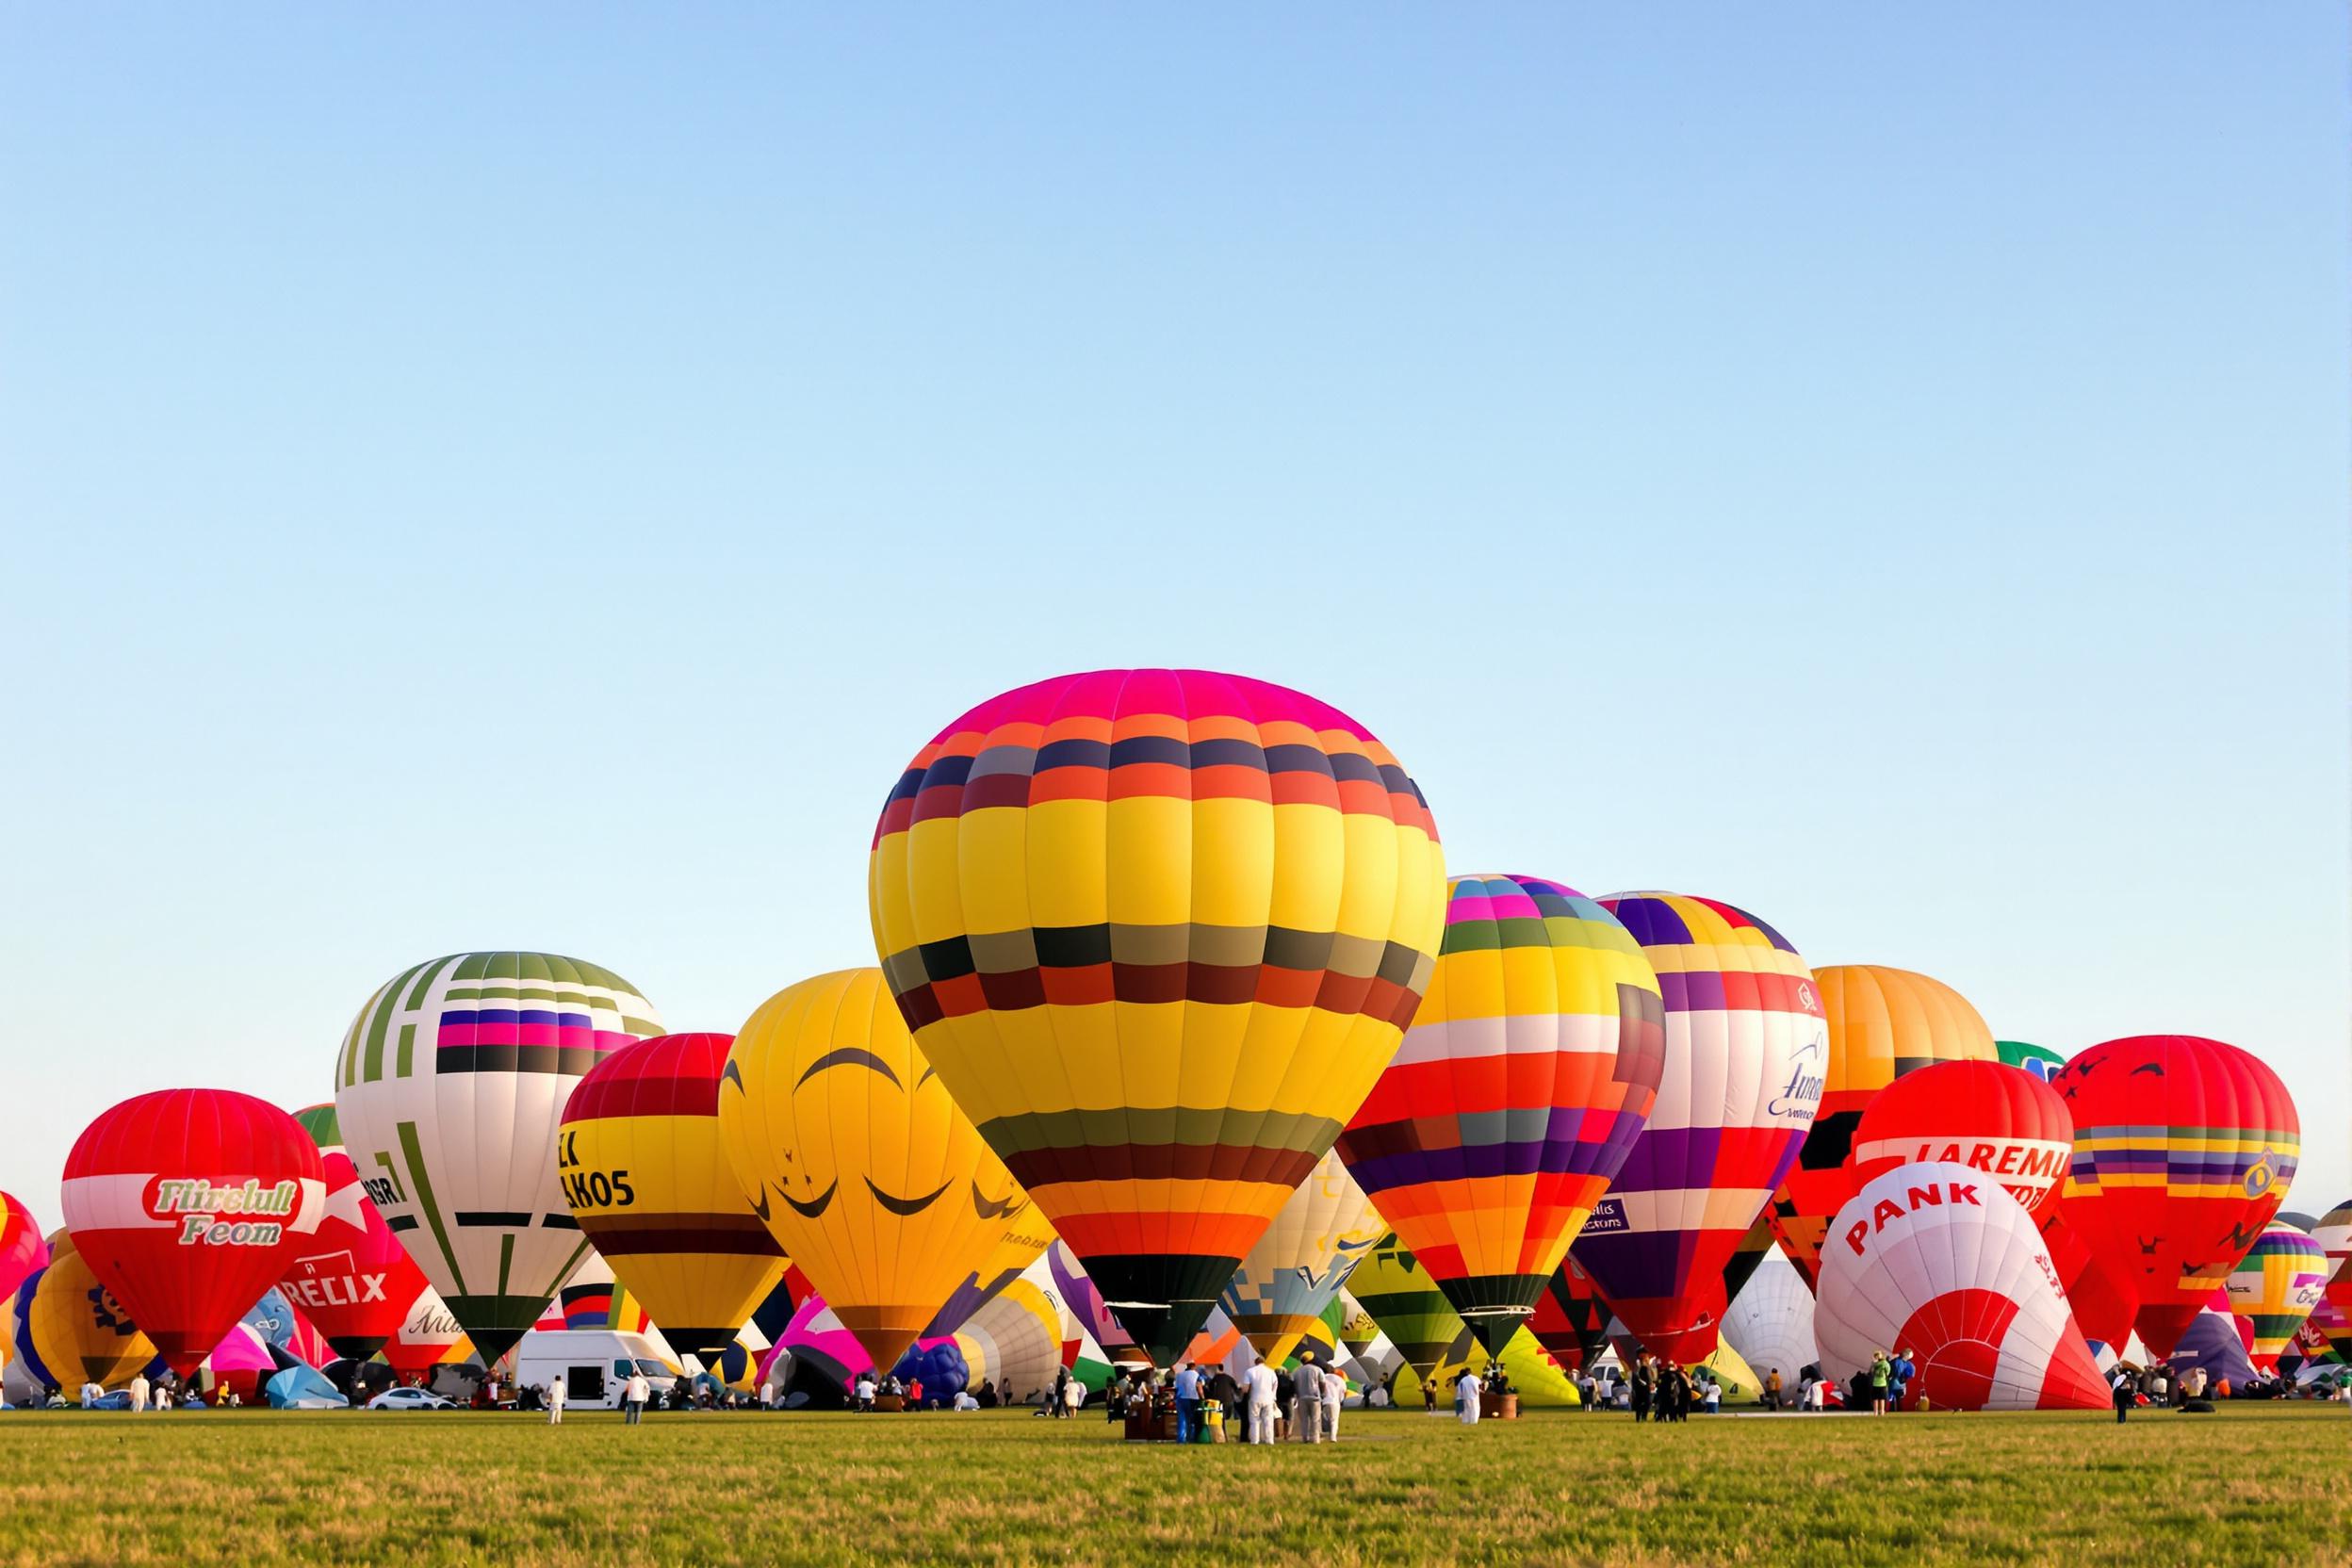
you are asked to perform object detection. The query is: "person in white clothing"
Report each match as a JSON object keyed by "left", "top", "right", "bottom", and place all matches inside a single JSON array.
[
  {"left": 1244, "top": 1357, "right": 1280, "bottom": 1444},
  {"left": 623, "top": 1371, "right": 650, "bottom": 1426},
  {"left": 547, "top": 1379, "right": 565, "bottom": 1425},
  {"left": 78, "top": 1381, "right": 102, "bottom": 1409},
  {"left": 1321, "top": 1366, "right": 1345, "bottom": 1441},
  {"left": 127, "top": 1373, "right": 150, "bottom": 1413},
  {"left": 1456, "top": 1368, "right": 1482, "bottom": 1426}
]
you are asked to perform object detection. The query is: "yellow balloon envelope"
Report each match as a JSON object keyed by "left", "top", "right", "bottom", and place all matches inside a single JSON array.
[
  {"left": 869, "top": 669, "right": 1446, "bottom": 1362},
  {"left": 558, "top": 1032, "right": 786, "bottom": 1357},
  {"left": 719, "top": 969, "right": 1025, "bottom": 1373}
]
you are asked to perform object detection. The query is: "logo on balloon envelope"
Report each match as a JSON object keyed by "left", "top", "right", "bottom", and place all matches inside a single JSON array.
[
  {"left": 1842, "top": 1180, "right": 1984, "bottom": 1258},
  {"left": 2242, "top": 1152, "right": 2279, "bottom": 1199},
  {"left": 282, "top": 1248, "right": 391, "bottom": 1309},
  {"left": 1582, "top": 1198, "right": 1628, "bottom": 1235},
  {"left": 143, "top": 1177, "right": 298, "bottom": 1247},
  {"left": 1767, "top": 1044, "right": 1825, "bottom": 1121}
]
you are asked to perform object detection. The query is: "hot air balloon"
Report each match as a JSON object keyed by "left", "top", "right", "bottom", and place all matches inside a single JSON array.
[
  {"left": 558, "top": 1032, "right": 788, "bottom": 1357},
  {"left": 1347, "top": 1232, "right": 1466, "bottom": 1380},
  {"left": 1718, "top": 1216, "right": 1778, "bottom": 1320},
  {"left": 2166, "top": 1298, "right": 2257, "bottom": 1387},
  {"left": 1768, "top": 966, "right": 1997, "bottom": 1284},
  {"left": 333, "top": 952, "right": 665, "bottom": 1365},
  {"left": 0, "top": 1193, "right": 48, "bottom": 1310},
  {"left": 1813, "top": 1161, "right": 2107, "bottom": 1412},
  {"left": 1996, "top": 1040, "right": 2066, "bottom": 1084},
  {"left": 1850, "top": 1060, "right": 2073, "bottom": 1224},
  {"left": 2223, "top": 1223, "right": 2328, "bottom": 1372},
  {"left": 2050, "top": 1035, "right": 2299, "bottom": 1358},
  {"left": 4, "top": 1235, "right": 161, "bottom": 1398},
  {"left": 1335, "top": 874, "right": 1663, "bottom": 1352},
  {"left": 1571, "top": 894, "right": 1826, "bottom": 1362},
  {"left": 1528, "top": 1253, "right": 1611, "bottom": 1370},
  {"left": 276, "top": 1103, "right": 430, "bottom": 1362},
  {"left": 1720, "top": 1250, "right": 1815, "bottom": 1392},
  {"left": 953, "top": 1273, "right": 1065, "bottom": 1401},
  {"left": 61, "top": 1089, "right": 326, "bottom": 1377},
  {"left": 1217, "top": 1150, "right": 1387, "bottom": 1362},
  {"left": 379, "top": 1286, "right": 473, "bottom": 1375},
  {"left": 719, "top": 969, "right": 1026, "bottom": 1375},
  {"left": 2042, "top": 1209, "right": 2136, "bottom": 1358},
  {"left": 1047, "top": 1240, "right": 1145, "bottom": 1368},
  {"left": 2313, "top": 1200, "right": 2352, "bottom": 1360},
  {"left": 868, "top": 669, "right": 1446, "bottom": 1364}
]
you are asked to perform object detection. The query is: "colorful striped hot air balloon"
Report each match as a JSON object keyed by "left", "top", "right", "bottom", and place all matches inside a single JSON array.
[
  {"left": 719, "top": 969, "right": 1027, "bottom": 1375},
  {"left": 1217, "top": 1150, "right": 1387, "bottom": 1362},
  {"left": 869, "top": 669, "right": 1446, "bottom": 1364},
  {"left": 1347, "top": 1231, "right": 1465, "bottom": 1380},
  {"left": 2050, "top": 1035, "right": 2299, "bottom": 1359},
  {"left": 1336, "top": 874, "right": 1663, "bottom": 1352},
  {"left": 559, "top": 1033, "right": 787, "bottom": 1357},
  {"left": 333, "top": 952, "right": 665, "bottom": 1365},
  {"left": 2313, "top": 1200, "right": 2352, "bottom": 1363},
  {"left": 2223, "top": 1223, "right": 2328, "bottom": 1372},
  {"left": 1571, "top": 894, "right": 1826, "bottom": 1363},
  {"left": 1767, "top": 965, "right": 1999, "bottom": 1284}
]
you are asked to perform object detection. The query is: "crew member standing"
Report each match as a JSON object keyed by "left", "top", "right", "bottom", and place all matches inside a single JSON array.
[
  {"left": 547, "top": 1378, "right": 565, "bottom": 1426},
  {"left": 1245, "top": 1357, "right": 1279, "bottom": 1445},
  {"left": 1292, "top": 1351, "right": 1325, "bottom": 1444}
]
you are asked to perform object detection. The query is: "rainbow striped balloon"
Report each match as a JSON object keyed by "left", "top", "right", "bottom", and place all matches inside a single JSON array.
[
  {"left": 1570, "top": 893, "right": 1826, "bottom": 1364},
  {"left": 2223, "top": 1222, "right": 2328, "bottom": 1372},
  {"left": 870, "top": 670, "right": 1445, "bottom": 1364},
  {"left": 1336, "top": 874, "right": 1663, "bottom": 1352}
]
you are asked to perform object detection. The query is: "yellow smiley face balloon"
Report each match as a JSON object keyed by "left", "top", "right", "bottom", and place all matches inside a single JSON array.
[{"left": 718, "top": 969, "right": 1027, "bottom": 1372}]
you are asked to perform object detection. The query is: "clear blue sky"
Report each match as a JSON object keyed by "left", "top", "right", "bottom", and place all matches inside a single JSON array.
[{"left": 4, "top": 6, "right": 2344, "bottom": 1215}]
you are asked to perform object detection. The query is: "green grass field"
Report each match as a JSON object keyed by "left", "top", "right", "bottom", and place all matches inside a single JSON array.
[{"left": 0, "top": 1405, "right": 2342, "bottom": 1567}]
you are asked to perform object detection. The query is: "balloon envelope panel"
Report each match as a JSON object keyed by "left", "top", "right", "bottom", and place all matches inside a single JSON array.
[
  {"left": 869, "top": 669, "right": 1446, "bottom": 1364},
  {"left": 1573, "top": 893, "right": 1826, "bottom": 1362},
  {"left": 1338, "top": 874, "right": 1662, "bottom": 1352},
  {"left": 0, "top": 1193, "right": 48, "bottom": 1310},
  {"left": 2050, "top": 1035, "right": 2299, "bottom": 1358},
  {"left": 333, "top": 952, "right": 665, "bottom": 1365}
]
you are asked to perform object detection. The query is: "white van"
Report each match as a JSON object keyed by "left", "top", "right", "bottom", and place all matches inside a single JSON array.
[{"left": 514, "top": 1330, "right": 678, "bottom": 1410}]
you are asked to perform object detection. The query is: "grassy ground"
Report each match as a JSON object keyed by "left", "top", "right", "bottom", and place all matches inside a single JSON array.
[{"left": 0, "top": 1405, "right": 2342, "bottom": 1567}]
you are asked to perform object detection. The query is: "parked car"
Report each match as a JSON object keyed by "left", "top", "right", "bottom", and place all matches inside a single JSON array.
[{"left": 366, "top": 1387, "right": 455, "bottom": 1411}]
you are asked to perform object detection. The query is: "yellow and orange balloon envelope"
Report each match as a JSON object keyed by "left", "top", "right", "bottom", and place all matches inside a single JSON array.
[
  {"left": 719, "top": 969, "right": 1026, "bottom": 1374},
  {"left": 868, "top": 669, "right": 1446, "bottom": 1362},
  {"left": 1768, "top": 964, "right": 1996, "bottom": 1283},
  {"left": 559, "top": 1033, "right": 787, "bottom": 1357}
]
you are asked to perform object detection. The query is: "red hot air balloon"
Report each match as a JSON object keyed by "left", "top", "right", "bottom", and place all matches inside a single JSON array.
[
  {"left": 275, "top": 1104, "right": 429, "bottom": 1362},
  {"left": 0, "top": 1192, "right": 49, "bottom": 1306},
  {"left": 2050, "top": 1036, "right": 2299, "bottom": 1360},
  {"left": 60, "top": 1090, "right": 326, "bottom": 1376},
  {"left": 1851, "top": 1061, "right": 2074, "bottom": 1225}
]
